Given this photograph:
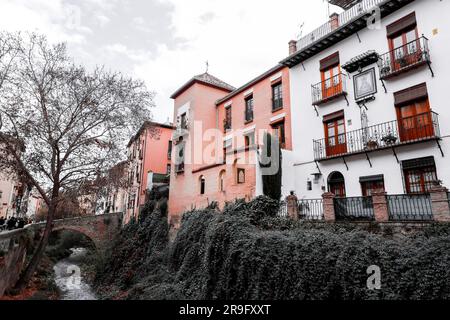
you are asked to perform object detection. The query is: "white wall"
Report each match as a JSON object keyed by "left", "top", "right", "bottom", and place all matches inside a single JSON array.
[{"left": 287, "top": 0, "right": 450, "bottom": 199}]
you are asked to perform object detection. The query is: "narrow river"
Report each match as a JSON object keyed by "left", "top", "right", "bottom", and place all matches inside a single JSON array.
[{"left": 53, "top": 248, "right": 97, "bottom": 300}]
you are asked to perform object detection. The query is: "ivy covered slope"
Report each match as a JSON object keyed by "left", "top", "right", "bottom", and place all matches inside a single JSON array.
[{"left": 95, "top": 196, "right": 450, "bottom": 300}]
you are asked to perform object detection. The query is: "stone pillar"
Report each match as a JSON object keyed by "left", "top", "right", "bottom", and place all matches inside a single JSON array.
[
  {"left": 322, "top": 192, "right": 336, "bottom": 222},
  {"left": 372, "top": 190, "right": 389, "bottom": 222},
  {"left": 430, "top": 185, "right": 450, "bottom": 222}
]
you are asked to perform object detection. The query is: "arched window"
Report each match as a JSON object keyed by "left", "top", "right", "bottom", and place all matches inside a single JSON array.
[
  {"left": 200, "top": 176, "right": 206, "bottom": 195},
  {"left": 219, "top": 170, "right": 226, "bottom": 192}
]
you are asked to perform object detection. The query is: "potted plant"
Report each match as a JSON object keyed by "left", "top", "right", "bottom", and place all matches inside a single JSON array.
[
  {"left": 365, "top": 139, "right": 379, "bottom": 150},
  {"left": 382, "top": 134, "right": 397, "bottom": 145}
]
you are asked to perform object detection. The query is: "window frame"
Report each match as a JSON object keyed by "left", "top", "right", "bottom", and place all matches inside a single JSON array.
[
  {"left": 271, "top": 82, "right": 283, "bottom": 111},
  {"left": 244, "top": 95, "right": 254, "bottom": 123}
]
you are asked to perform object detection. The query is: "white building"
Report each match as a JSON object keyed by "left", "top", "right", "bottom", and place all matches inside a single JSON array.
[{"left": 282, "top": 0, "right": 449, "bottom": 200}]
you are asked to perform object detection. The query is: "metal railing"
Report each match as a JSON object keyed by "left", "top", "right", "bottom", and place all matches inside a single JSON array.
[
  {"left": 311, "top": 73, "right": 347, "bottom": 105},
  {"left": 378, "top": 36, "right": 431, "bottom": 79},
  {"left": 278, "top": 199, "right": 324, "bottom": 220},
  {"left": 387, "top": 194, "right": 433, "bottom": 221},
  {"left": 313, "top": 111, "right": 440, "bottom": 160},
  {"left": 334, "top": 196, "right": 375, "bottom": 221},
  {"left": 296, "top": 0, "right": 384, "bottom": 51}
]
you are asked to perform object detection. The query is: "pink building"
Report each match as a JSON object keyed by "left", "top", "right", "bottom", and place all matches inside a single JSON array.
[
  {"left": 125, "top": 121, "right": 174, "bottom": 223},
  {"left": 168, "top": 67, "right": 292, "bottom": 228}
]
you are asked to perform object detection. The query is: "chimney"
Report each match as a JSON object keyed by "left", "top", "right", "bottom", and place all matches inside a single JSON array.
[
  {"left": 330, "top": 12, "right": 340, "bottom": 30},
  {"left": 289, "top": 40, "right": 297, "bottom": 55}
]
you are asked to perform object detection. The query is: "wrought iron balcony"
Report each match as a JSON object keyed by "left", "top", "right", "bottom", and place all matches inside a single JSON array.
[
  {"left": 378, "top": 36, "right": 432, "bottom": 80},
  {"left": 313, "top": 111, "right": 440, "bottom": 161},
  {"left": 311, "top": 73, "right": 348, "bottom": 106}
]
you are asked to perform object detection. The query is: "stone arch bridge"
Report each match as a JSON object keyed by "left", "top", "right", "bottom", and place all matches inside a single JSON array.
[{"left": 32, "top": 212, "right": 123, "bottom": 254}]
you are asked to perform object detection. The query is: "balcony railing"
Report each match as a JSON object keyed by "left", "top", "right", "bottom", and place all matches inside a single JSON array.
[
  {"left": 296, "top": 0, "right": 384, "bottom": 51},
  {"left": 313, "top": 111, "right": 440, "bottom": 161},
  {"left": 311, "top": 73, "right": 348, "bottom": 106},
  {"left": 378, "top": 36, "right": 431, "bottom": 79}
]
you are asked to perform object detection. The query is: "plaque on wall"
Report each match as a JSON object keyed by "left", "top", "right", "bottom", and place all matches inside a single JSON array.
[{"left": 353, "top": 68, "right": 377, "bottom": 102}]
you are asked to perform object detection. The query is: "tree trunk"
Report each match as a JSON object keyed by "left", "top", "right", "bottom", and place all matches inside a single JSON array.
[{"left": 12, "top": 195, "right": 58, "bottom": 292}]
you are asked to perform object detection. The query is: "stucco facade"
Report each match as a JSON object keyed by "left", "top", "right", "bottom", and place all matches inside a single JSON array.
[
  {"left": 283, "top": 0, "right": 450, "bottom": 200},
  {"left": 125, "top": 122, "right": 174, "bottom": 223},
  {"left": 168, "top": 68, "right": 293, "bottom": 228}
]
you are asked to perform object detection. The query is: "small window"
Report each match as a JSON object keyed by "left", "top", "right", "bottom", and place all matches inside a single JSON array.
[
  {"left": 245, "top": 95, "right": 254, "bottom": 123},
  {"left": 180, "top": 113, "right": 187, "bottom": 129},
  {"left": 167, "top": 164, "right": 171, "bottom": 175},
  {"left": 244, "top": 132, "right": 255, "bottom": 148},
  {"left": 168, "top": 141, "right": 173, "bottom": 160},
  {"left": 272, "top": 82, "right": 283, "bottom": 111},
  {"left": 224, "top": 106, "right": 232, "bottom": 132},
  {"left": 200, "top": 176, "right": 206, "bottom": 195},
  {"left": 271, "top": 122, "right": 286, "bottom": 149},
  {"left": 237, "top": 168, "right": 246, "bottom": 184},
  {"left": 219, "top": 170, "right": 226, "bottom": 192}
]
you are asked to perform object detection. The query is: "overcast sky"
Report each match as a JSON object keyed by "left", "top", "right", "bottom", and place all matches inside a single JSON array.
[{"left": 0, "top": 0, "right": 342, "bottom": 123}]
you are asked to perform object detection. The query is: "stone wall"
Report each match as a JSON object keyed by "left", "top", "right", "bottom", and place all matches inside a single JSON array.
[{"left": 0, "top": 227, "right": 33, "bottom": 297}]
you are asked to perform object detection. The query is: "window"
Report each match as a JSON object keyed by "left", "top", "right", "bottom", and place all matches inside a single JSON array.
[
  {"left": 167, "top": 164, "right": 171, "bottom": 175},
  {"left": 402, "top": 157, "right": 437, "bottom": 194},
  {"left": 386, "top": 12, "right": 420, "bottom": 71},
  {"left": 180, "top": 113, "right": 187, "bottom": 129},
  {"left": 237, "top": 168, "right": 246, "bottom": 184},
  {"left": 271, "top": 122, "right": 286, "bottom": 149},
  {"left": 360, "top": 175, "right": 385, "bottom": 196},
  {"left": 323, "top": 111, "right": 347, "bottom": 157},
  {"left": 244, "top": 132, "right": 255, "bottom": 148},
  {"left": 320, "top": 52, "right": 342, "bottom": 100},
  {"left": 168, "top": 141, "right": 173, "bottom": 160},
  {"left": 200, "top": 176, "right": 206, "bottom": 195},
  {"left": 224, "top": 106, "right": 232, "bottom": 132},
  {"left": 219, "top": 170, "right": 226, "bottom": 192},
  {"left": 245, "top": 95, "right": 254, "bottom": 123},
  {"left": 394, "top": 83, "right": 433, "bottom": 142},
  {"left": 272, "top": 82, "right": 283, "bottom": 111}
]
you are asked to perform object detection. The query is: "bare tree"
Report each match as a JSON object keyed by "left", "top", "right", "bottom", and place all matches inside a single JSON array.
[{"left": 0, "top": 32, "right": 153, "bottom": 291}]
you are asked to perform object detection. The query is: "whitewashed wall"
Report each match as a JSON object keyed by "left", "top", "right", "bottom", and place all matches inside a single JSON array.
[{"left": 286, "top": 0, "right": 450, "bottom": 199}]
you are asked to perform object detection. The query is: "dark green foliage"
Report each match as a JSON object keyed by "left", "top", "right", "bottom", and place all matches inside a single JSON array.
[
  {"left": 259, "top": 133, "right": 282, "bottom": 201},
  {"left": 95, "top": 196, "right": 450, "bottom": 300}
]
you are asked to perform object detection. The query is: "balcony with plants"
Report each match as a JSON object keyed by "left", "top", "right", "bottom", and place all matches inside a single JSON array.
[{"left": 313, "top": 111, "right": 440, "bottom": 161}]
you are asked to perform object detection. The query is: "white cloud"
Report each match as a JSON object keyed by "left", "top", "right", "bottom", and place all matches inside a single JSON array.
[{"left": 0, "top": 0, "right": 341, "bottom": 124}]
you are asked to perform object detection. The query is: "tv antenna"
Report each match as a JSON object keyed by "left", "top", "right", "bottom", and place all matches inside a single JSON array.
[{"left": 296, "top": 22, "right": 305, "bottom": 39}]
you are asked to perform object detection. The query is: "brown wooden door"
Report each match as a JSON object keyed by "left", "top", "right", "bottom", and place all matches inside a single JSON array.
[
  {"left": 321, "top": 65, "right": 342, "bottom": 100},
  {"left": 325, "top": 117, "right": 347, "bottom": 157},
  {"left": 389, "top": 28, "right": 421, "bottom": 72},
  {"left": 397, "top": 99, "right": 433, "bottom": 142}
]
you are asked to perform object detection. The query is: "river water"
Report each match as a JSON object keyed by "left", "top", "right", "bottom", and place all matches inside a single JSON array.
[{"left": 53, "top": 248, "right": 97, "bottom": 300}]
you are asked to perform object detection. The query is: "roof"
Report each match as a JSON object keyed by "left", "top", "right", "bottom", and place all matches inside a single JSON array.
[
  {"left": 215, "top": 64, "right": 285, "bottom": 106},
  {"left": 341, "top": 50, "right": 380, "bottom": 73},
  {"left": 170, "top": 72, "right": 235, "bottom": 99},
  {"left": 127, "top": 121, "right": 175, "bottom": 147},
  {"left": 281, "top": 0, "right": 414, "bottom": 68}
]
